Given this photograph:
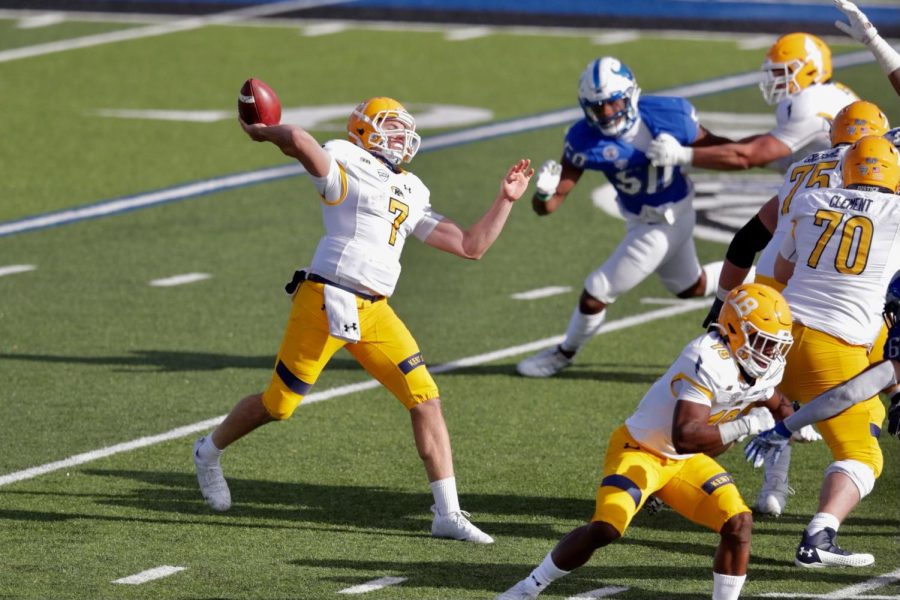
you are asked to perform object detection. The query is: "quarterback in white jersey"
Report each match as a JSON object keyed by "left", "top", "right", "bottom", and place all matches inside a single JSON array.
[
  {"left": 192, "top": 95, "right": 535, "bottom": 545},
  {"left": 775, "top": 135, "right": 900, "bottom": 569},
  {"left": 647, "top": 32, "right": 856, "bottom": 173},
  {"left": 496, "top": 283, "right": 794, "bottom": 600}
]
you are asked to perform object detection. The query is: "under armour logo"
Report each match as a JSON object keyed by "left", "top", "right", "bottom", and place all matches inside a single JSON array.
[
  {"left": 798, "top": 547, "right": 814, "bottom": 558},
  {"left": 403, "top": 185, "right": 412, "bottom": 194},
  {"left": 344, "top": 323, "right": 358, "bottom": 333}
]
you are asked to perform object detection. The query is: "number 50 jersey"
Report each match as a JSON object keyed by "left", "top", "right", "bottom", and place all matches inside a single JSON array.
[
  {"left": 309, "top": 139, "right": 444, "bottom": 298},
  {"left": 781, "top": 187, "right": 900, "bottom": 346}
]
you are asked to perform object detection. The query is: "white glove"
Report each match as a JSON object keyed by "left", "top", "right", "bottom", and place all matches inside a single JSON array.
[
  {"left": 833, "top": 0, "right": 877, "bottom": 44},
  {"left": 744, "top": 421, "right": 792, "bottom": 468},
  {"left": 719, "top": 406, "right": 775, "bottom": 445},
  {"left": 792, "top": 424, "right": 823, "bottom": 443},
  {"left": 646, "top": 133, "right": 693, "bottom": 167},
  {"left": 534, "top": 160, "right": 562, "bottom": 200}
]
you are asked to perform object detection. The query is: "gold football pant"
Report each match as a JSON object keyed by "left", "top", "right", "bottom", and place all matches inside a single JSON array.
[
  {"left": 779, "top": 323, "right": 885, "bottom": 477},
  {"left": 592, "top": 426, "right": 749, "bottom": 535},
  {"left": 261, "top": 281, "right": 439, "bottom": 419}
]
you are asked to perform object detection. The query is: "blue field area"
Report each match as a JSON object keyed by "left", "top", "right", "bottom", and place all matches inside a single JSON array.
[{"left": 11, "top": 0, "right": 900, "bottom": 35}]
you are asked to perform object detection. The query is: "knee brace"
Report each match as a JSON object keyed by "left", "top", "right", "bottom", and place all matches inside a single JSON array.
[{"left": 825, "top": 459, "right": 876, "bottom": 499}]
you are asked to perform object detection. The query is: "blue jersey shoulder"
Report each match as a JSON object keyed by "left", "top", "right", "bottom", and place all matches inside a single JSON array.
[{"left": 638, "top": 96, "right": 699, "bottom": 145}]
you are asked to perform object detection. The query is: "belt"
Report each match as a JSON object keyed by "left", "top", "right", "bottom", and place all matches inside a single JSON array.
[{"left": 285, "top": 270, "right": 384, "bottom": 302}]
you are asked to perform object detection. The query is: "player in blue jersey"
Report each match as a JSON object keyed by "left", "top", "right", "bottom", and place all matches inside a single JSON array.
[{"left": 517, "top": 56, "right": 734, "bottom": 378}]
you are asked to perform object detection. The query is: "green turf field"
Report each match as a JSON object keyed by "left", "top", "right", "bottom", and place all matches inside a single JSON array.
[{"left": 0, "top": 13, "right": 898, "bottom": 600}]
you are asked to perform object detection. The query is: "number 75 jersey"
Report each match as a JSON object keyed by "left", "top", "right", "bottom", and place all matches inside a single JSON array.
[
  {"left": 308, "top": 139, "right": 444, "bottom": 298},
  {"left": 780, "top": 187, "right": 900, "bottom": 346}
]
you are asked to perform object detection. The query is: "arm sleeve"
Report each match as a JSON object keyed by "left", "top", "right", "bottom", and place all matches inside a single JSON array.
[
  {"left": 308, "top": 154, "right": 346, "bottom": 204},
  {"left": 725, "top": 215, "right": 772, "bottom": 268},
  {"left": 412, "top": 206, "right": 444, "bottom": 241},
  {"left": 784, "top": 361, "right": 898, "bottom": 431}
]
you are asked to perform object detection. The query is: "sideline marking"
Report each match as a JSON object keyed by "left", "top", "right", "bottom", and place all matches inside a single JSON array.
[
  {"left": 0, "top": 299, "right": 708, "bottom": 488},
  {"left": 0, "top": 49, "right": 879, "bottom": 239},
  {"left": 761, "top": 567, "right": 900, "bottom": 599},
  {"left": 149, "top": 272, "right": 211, "bottom": 287},
  {"left": 0, "top": 264, "right": 36, "bottom": 277},
  {"left": 511, "top": 286, "right": 572, "bottom": 300},
  {"left": 338, "top": 576, "right": 407, "bottom": 594},
  {"left": 112, "top": 565, "right": 185, "bottom": 585},
  {"left": 0, "top": 0, "right": 353, "bottom": 63},
  {"left": 567, "top": 586, "right": 629, "bottom": 599}
]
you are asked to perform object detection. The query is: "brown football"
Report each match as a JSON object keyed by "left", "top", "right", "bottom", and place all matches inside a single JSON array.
[{"left": 238, "top": 78, "right": 281, "bottom": 125}]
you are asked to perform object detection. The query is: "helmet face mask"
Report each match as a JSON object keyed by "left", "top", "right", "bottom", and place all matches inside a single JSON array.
[
  {"left": 716, "top": 284, "right": 794, "bottom": 380},
  {"left": 578, "top": 57, "right": 641, "bottom": 136},
  {"left": 347, "top": 97, "right": 421, "bottom": 166},
  {"left": 830, "top": 100, "right": 890, "bottom": 147},
  {"left": 759, "top": 33, "right": 832, "bottom": 106}
]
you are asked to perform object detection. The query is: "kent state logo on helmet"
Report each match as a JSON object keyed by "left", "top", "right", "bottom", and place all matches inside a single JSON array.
[
  {"left": 578, "top": 57, "right": 641, "bottom": 137},
  {"left": 759, "top": 32, "right": 832, "bottom": 106}
]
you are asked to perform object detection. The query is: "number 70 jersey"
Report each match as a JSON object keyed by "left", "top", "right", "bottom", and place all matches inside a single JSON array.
[
  {"left": 780, "top": 186, "right": 900, "bottom": 346},
  {"left": 308, "top": 139, "right": 444, "bottom": 298}
]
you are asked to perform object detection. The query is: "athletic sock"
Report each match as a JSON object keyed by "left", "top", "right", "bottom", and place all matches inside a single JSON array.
[
  {"left": 561, "top": 307, "right": 606, "bottom": 354},
  {"left": 806, "top": 512, "right": 840, "bottom": 536},
  {"left": 430, "top": 477, "right": 460, "bottom": 515},
  {"left": 196, "top": 434, "right": 223, "bottom": 463},
  {"left": 712, "top": 572, "right": 746, "bottom": 600}
]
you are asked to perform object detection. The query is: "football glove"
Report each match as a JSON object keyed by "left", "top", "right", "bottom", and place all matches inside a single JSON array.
[
  {"left": 533, "top": 160, "right": 562, "bottom": 201},
  {"left": 791, "top": 424, "right": 823, "bottom": 443},
  {"left": 646, "top": 133, "right": 693, "bottom": 167},
  {"left": 744, "top": 421, "right": 792, "bottom": 468},
  {"left": 888, "top": 393, "right": 900, "bottom": 439},
  {"left": 833, "top": 0, "right": 877, "bottom": 44}
]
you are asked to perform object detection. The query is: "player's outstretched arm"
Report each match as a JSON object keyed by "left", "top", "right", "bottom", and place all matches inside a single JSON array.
[
  {"left": 239, "top": 118, "right": 331, "bottom": 177},
  {"left": 424, "top": 159, "right": 534, "bottom": 259},
  {"left": 833, "top": 0, "right": 900, "bottom": 95}
]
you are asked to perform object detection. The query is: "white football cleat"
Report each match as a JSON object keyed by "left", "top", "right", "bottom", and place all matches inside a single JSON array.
[
  {"left": 795, "top": 527, "right": 874, "bottom": 568},
  {"left": 516, "top": 346, "right": 573, "bottom": 378},
  {"left": 495, "top": 577, "right": 544, "bottom": 600},
  {"left": 193, "top": 437, "right": 232, "bottom": 512},
  {"left": 753, "top": 477, "right": 794, "bottom": 517},
  {"left": 431, "top": 506, "right": 494, "bottom": 544},
  {"left": 753, "top": 444, "right": 793, "bottom": 517}
]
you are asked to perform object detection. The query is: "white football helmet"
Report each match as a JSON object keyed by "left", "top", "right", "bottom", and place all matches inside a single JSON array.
[{"left": 578, "top": 57, "right": 641, "bottom": 137}]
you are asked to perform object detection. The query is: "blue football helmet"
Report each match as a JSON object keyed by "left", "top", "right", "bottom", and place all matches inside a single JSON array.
[
  {"left": 884, "top": 127, "right": 900, "bottom": 151},
  {"left": 578, "top": 57, "right": 641, "bottom": 137},
  {"left": 884, "top": 270, "right": 900, "bottom": 328}
]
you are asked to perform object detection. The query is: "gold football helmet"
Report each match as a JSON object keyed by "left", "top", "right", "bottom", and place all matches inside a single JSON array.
[
  {"left": 347, "top": 97, "right": 421, "bottom": 166},
  {"left": 830, "top": 100, "right": 890, "bottom": 147},
  {"left": 760, "top": 33, "right": 832, "bottom": 106},
  {"left": 717, "top": 283, "right": 793, "bottom": 379},
  {"left": 841, "top": 135, "right": 900, "bottom": 193}
]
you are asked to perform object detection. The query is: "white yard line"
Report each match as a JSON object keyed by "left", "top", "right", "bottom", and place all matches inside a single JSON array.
[
  {"left": 567, "top": 586, "right": 629, "bottom": 599},
  {"left": 0, "top": 49, "right": 880, "bottom": 239},
  {"left": 511, "top": 286, "right": 572, "bottom": 300},
  {"left": 0, "top": 299, "right": 708, "bottom": 488},
  {"left": 761, "top": 568, "right": 900, "bottom": 599},
  {"left": 112, "top": 565, "right": 185, "bottom": 585},
  {"left": 149, "top": 273, "right": 211, "bottom": 287},
  {"left": 0, "top": 0, "right": 353, "bottom": 64},
  {"left": 0, "top": 264, "right": 36, "bottom": 277},
  {"left": 337, "top": 576, "right": 407, "bottom": 594}
]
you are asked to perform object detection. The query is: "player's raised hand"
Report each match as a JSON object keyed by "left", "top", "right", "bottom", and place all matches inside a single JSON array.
[
  {"left": 534, "top": 160, "right": 562, "bottom": 201},
  {"left": 500, "top": 159, "right": 535, "bottom": 201},
  {"left": 833, "top": 0, "right": 877, "bottom": 44}
]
